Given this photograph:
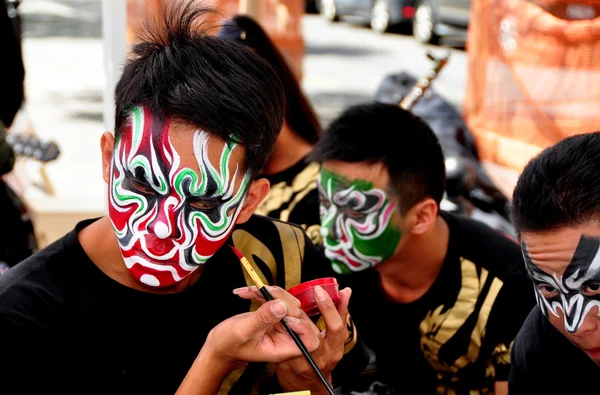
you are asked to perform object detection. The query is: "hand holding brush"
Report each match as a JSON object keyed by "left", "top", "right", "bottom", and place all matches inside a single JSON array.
[{"left": 231, "top": 246, "right": 352, "bottom": 395}]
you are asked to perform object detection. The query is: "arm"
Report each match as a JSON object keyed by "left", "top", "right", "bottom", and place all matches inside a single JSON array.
[
  {"left": 176, "top": 346, "right": 238, "bottom": 395},
  {"left": 507, "top": 308, "right": 542, "bottom": 394}
]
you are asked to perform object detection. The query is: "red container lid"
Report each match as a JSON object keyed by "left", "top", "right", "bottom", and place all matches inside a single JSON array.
[{"left": 287, "top": 277, "right": 338, "bottom": 295}]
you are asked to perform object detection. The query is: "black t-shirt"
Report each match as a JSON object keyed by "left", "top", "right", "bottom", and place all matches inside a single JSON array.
[
  {"left": 255, "top": 158, "right": 322, "bottom": 246},
  {"left": 509, "top": 306, "right": 599, "bottom": 393},
  {"left": 336, "top": 211, "right": 536, "bottom": 394},
  {"left": 0, "top": 215, "right": 366, "bottom": 394}
]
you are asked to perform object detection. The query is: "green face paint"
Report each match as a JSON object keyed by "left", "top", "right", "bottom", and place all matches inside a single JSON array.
[{"left": 318, "top": 168, "right": 402, "bottom": 274}]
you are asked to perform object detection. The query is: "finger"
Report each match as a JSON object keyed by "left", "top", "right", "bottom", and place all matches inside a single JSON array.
[
  {"left": 251, "top": 300, "right": 289, "bottom": 331},
  {"left": 235, "top": 286, "right": 304, "bottom": 318},
  {"left": 283, "top": 316, "right": 321, "bottom": 353},
  {"left": 233, "top": 286, "right": 265, "bottom": 301},
  {"left": 314, "top": 285, "right": 345, "bottom": 343},
  {"left": 264, "top": 286, "right": 302, "bottom": 312},
  {"left": 337, "top": 287, "right": 351, "bottom": 320},
  {"left": 234, "top": 286, "right": 304, "bottom": 318}
]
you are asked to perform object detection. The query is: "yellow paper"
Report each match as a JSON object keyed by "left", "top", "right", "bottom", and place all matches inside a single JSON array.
[{"left": 271, "top": 391, "right": 311, "bottom": 395}]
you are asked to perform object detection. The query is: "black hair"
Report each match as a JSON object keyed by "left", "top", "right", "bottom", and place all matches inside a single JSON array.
[
  {"left": 308, "top": 102, "right": 445, "bottom": 213},
  {"left": 512, "top": 132, "right": 600, "bottom": 233},
  {"left": 218, "top": 15, "right": 321, "bottom": 144},
  {"left": 114, "top": 1, "right": 285, "bottom": 177}
]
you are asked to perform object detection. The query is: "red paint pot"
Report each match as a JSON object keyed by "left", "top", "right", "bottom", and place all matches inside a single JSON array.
[{"left": 287, "top": 277, "right": 341, "bottom": 316}]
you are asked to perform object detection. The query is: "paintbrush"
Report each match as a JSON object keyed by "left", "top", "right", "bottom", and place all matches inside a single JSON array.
[{"left": 230, "top": 246, "right": 336, "bottom": 395}]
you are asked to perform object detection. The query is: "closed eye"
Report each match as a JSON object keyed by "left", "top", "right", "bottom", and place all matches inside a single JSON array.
[
  {"left": 129, "top": 178, "right": 156, "bottom": 195},
  {"left": 344, "top": 209, "right": 367, "bottom": 220},
  {"left": 188, "top": 199, "right": 220, "bottom": 211}
]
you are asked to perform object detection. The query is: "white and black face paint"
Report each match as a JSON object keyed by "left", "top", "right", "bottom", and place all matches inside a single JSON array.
[{"left": 522, "top": 236, "right": 600, "bottom": 333}]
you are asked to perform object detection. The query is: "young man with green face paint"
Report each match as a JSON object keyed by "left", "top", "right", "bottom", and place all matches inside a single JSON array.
[
  {"left": 319, "top": 169, "right": 401, "bottom": 274},
  {"left": 0, "top": 3, "right": 368, "bottom": 394},
  {"left": 308, "top": 103, "right": 536, "bottom": 394}
]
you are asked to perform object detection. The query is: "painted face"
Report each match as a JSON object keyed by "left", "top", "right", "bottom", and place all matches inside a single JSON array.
[
  {"left": 318, "top": 168, "right": 401, "bottom": 274},
  {"left": 522, "top": 236, "right": 600, "bottom": 334},
  {"left": 108, "top": 107, "right": 250, "bottom": 288}
]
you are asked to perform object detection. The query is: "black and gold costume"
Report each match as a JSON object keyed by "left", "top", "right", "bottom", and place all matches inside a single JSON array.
[
  {"left": 256, "top": 157, "right": 322, "bottom": 246},
  {"left": 0, "top": 215, "right": 366, "bottom": 394},
  {"left": 338, "top": 211, "right": 536, "bottom": 394}
]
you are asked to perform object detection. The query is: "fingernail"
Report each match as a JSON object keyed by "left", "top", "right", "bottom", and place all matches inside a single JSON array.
[
  {"left": 345, "top": 287, "right": 352, "bottom": 297},
  {"left": 314, "top": 285, "right": 327, "bottom": 301},
  {"left": 271, "top": 300, "right": 288, "bottom": 317},
  {"left": 232, "top": 287, "right": 248, "bottom": 295},
  {"left": 284, "top": 316, "right": 300, "bottom": 324}
]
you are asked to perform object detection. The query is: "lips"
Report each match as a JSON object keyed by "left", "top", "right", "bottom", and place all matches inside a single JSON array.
[{"left": 581, "top": 346, "right": 600, "bottom": 353}]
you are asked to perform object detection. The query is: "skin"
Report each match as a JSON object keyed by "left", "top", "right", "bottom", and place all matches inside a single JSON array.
[
  {"left": 234, "top": 285, "right": 352, "bottom": 394},
  {"left": 177, "top": 286, "right": 350, "bottom": 395},
  {"left": 77, "top": 111, "right": 351, "bottom": 392},
  {"left": 261, "top": 122, "right": 314, "bottom": 175},
  {"left": 319, "top": 160, "right": 508, "bottom": 391},
  {"left": 522, "top": 225, "right": 600, "bottom": 366}
]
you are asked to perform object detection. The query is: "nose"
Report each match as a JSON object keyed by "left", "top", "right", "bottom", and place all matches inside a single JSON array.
[
  {"left": 574, "top": 308, "right": 600, "bottom": 336},
  {"left": 148, "top": 196, "right": 181, "bottom": 239}
]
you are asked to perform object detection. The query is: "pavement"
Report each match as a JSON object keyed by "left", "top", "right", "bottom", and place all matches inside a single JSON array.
[{"left": 10, "top": 0, "right": 471, "bottom": 247}]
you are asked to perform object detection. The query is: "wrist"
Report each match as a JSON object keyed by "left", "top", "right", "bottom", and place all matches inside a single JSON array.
[
  {"left": 175, "top": 336, "right": 240, "bottom": 395},
  {"left": 200, "top": 331, "right": 242, "bottom": 373}
]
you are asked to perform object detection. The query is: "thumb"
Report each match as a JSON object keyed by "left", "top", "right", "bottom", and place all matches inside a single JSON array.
[{"left": 252, "top": 300, "right": 289, "bottom": 330}]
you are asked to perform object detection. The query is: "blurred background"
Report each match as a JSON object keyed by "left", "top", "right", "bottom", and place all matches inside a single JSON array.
[{"left": 4, "top": 0, "right": 600, "bottom": 250}]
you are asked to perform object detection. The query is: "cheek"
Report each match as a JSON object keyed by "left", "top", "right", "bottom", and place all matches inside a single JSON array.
[{"left": 548, "top": 310, "right": 566, "bottom": 331}]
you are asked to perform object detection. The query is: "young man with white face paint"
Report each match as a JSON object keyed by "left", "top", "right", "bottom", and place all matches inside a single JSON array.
[
  {"left": 509, "top": 132, "right": 600, "bottom": 393},
  {"left": 0, "top": 3, "right": 366, "bottom": 394},
  {"left": 308, "top": 103, "right": 536, "bottom": 394}
]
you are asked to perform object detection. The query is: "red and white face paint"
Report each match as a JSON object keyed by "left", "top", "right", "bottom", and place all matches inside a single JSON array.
[{"left": 108, "top": 107, "right": 250, "bottom": 288}]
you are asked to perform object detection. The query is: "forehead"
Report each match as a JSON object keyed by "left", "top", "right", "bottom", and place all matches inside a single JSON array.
[
  {"left": 522, "top": 226, "right": 600, "bottom": 275},
  {"left": 321, "top": 160, "right": 389, "bottom": 191},
  {"left": 123, "top": 115, "right": 246, "bottom": 176}
]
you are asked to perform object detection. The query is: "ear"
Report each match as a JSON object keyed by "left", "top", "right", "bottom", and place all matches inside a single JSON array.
[
  {"left": 406, "top": 198, "right": 438, "bottom": 236},
  {"left": 101, "top": 132, "right": 115, "bottom": 184},
  {"left": 235, "top": 178, "right": 270, "bottom": 224}
]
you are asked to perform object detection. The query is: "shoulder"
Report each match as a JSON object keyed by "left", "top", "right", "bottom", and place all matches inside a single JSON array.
[
  {"left": 443, "top": 211, "right": 524, "bottom": 278},
  {"left": 512, "top": 305, "right": 585, "bottom": 366},
  {"left": 0, "top": 232, "right": 76, "bottom": 329},
  {"left": 232, "top": 215, "right": 330, "bottom": 287},
  {"left": 509, "top": 306, "right": 591, "bottom": 391},
  {"left": 511, "top": 306, "right": 545, "bottom": 365},
  {"left": 233, "top": 214, "right": 309, "bottom": 253}
]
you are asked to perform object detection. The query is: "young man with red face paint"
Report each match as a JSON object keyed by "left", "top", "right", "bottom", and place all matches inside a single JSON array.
[
  {"left": 308, "top": 103, "right": 536, "bottom": 394},
  {"left": 509, "top": 132, "right": 600, "bottom": 393},
  {"left": 0, "top": 3, "right": 366, "bottom": 394}
]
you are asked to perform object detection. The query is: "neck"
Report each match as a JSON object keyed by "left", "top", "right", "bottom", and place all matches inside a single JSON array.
[
  {"left": 78, "top": 216, "right": 203, "bottom": 294},
  {"left": 375, "top": 216, "right": 450, "bottom": 303},
  {"left": 260, "top": 123, "right": 313, "bottom": 175}
]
